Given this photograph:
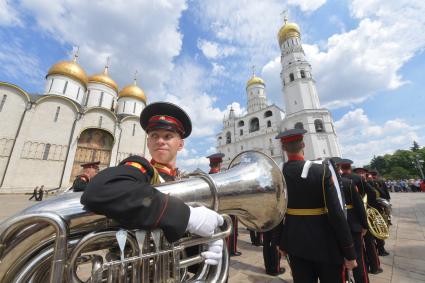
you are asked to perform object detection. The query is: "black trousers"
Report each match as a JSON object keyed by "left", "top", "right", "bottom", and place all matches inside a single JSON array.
[
  {"left": 262, "top": 230, "right": 280, "bottom": 273},
  {"left": 227, "top": 215, "right": 239, "bottom": 255},
  {"left": 249, "top": 230, "right": 262, "bottom": 245},
  {"left": 352, "top": 232, "right": 370, "bottom": 283},
  {"left": 288, "top": 255, "right": 345, "bottom": 283},
  {"left": 364, "top": 231, "right": 380, "bottom": 272},
  {"left": 376, "top": 238, "right": 386, "bottom": 253}
]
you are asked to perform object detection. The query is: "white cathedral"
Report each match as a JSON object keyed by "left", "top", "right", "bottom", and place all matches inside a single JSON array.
[
  {"left": 216, "top": 19, "right": 341, "bottom": 167},
  {"left": 0, "top": 54, "right": 150, "bottom": 193}
]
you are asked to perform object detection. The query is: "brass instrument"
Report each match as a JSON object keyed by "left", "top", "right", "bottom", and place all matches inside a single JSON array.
[
  {"left": 363, "top": 195, "right": 389, "bottom": 240},
  {"left": 0, "top": 150, "right": 287, "bottom": 283}
]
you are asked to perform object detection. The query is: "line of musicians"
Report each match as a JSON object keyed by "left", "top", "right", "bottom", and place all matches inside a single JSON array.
[{"left": 207, "top": 128, "right": 391, "bottom": 282}]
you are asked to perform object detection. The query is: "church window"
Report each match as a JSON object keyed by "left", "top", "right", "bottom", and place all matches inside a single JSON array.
[
  {"left": 249, "top": 117, "right": 260, "bottom": 133},
  {"left": 240, "top": 129, "right": 243, "bottom": 136},
  {"left": 270, "top": 149, "right": 274, "bottom": 156},
  {"left": 76, "top": 87, "right": 81, "bottom": 100},
  {"left": 241, "top": 145, "right": 243, "bottom": 150},
  {"left": 133, "top": 102, "right": 136, "bottom": 113},
  {"left": 99, "top": 92, "right": 104, "bottom": 107},
  {"left": 132, "top": 124, "right": 136, "bottom": 136},
  {"left": 43, "top": 144, "right": 51, "bottom": 160},
  {"left": 300, "top": 70, "right": 306, "bottom": 78},
  {"left": 48, "top": 79, "right": 54, "bottom": 92},
  {"left": 123, "top": 101, "right": 126, "bottom": 112},
  {"left": 99, "top": 116, "right": 103, "bottom": 127},
  {"left": 257, "top": 90, "right": 260, "bottom": 95},
  {"left": 267, "top": 120, "right": 272, "bottom": 127},
  {"left": 294, "top": 122, "right": 304, "bottom": 129},
  {"left": 314, "top": 119, "right": 324, "bottom": 133},
  {"left": 289, "top": 73, "right": 294, "bottom": 82},
  {"left": 264, "top": 110, "right": 272, "bottom": 118},
  {"left": 238, "top": 121, "right": 244, "bottom": 127},
  {"left": 54, "top": 106, "right": 60, "bottom": 122},
  {"left": 63, "top": 81, "right": 68, "bottom": 94},
  {"left": 226, "top": 132, "right": 231, "bottom": 144},
  {"left": 0, "top": 95, "right": 7, "bottom": 112}
]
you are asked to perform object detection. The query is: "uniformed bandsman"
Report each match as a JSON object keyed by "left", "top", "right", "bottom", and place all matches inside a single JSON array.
[
  {"left": 337, "top": 159, "right": 370, "bottom": 283},
  {"left": 71, "top": 161, "right": 100, "bottom": 192},
  {"left": 275, "top": 128, "right": 357, "bottom": 283},
  {"left": 81, "top": 102, "right": 224, "bottom": 265},
  {"left": 207, "top": 153, "right": 242, "bottom": 257}
]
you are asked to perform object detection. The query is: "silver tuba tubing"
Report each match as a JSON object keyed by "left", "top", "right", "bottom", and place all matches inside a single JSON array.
[{"left": 0, "top": 150, "right": 287, "bottom": 283}]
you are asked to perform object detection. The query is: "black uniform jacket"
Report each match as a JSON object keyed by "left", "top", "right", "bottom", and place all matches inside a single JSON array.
[
  {"left": 342, "top": 173, "right": 380, "bottom": 209},
  {"left": 278, "top": 160, "right": 356, "bottom": 264},
  {"left": 81, "top": 155, "right": 190, "bottom": 243},
  {"left": 71, "top": 175, "right": 89, "bottom": 192},
  {"left": 341, "top": 177, "right": 368, "bottom": 233}
]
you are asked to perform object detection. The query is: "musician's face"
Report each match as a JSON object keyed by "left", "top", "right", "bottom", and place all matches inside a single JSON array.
[{"left": 147, "top": 129, "right": 184, "bottom": 166}]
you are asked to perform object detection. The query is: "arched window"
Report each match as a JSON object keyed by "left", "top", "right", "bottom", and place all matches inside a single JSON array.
[
  {"left": 294, "top": 122, "right": 304, "bottom": 130},
  {"left": 249, "top": 117, "right": 260, "bottom": 133},
  {"left": 238, "top": 120, "right": 245, "bottom": 127},
  {"left": 226, "top": 132, "right": 231, "bottom": 144},
  {"left": 264, "top": 110, "right": 272, "bottom": 118},
  {"left": 300, "top": 70, "right": 306, "bottom": 78},
  {"left": 314, "top": 119, "right": 324, "bottom": 133},
  {"left": 267, "top": 121, "right": 272, "bottom": 128},
  {"left": 240, "top": 129, "right": 243, "bottom": 136},
  {"left": 289, "top": 73, "right": 294, "bottom": 82}
]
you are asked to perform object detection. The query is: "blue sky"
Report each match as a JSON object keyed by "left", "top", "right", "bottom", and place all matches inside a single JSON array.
[{"left": 1, "top": 0, "right": 424, "bottom": 170}]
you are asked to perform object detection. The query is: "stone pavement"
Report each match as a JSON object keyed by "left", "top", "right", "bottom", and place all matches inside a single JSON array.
[{"left": 0, "top": 193, "right": 424, "bottom": 282}]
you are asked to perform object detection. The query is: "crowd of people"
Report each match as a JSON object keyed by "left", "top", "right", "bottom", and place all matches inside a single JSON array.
[{"left": 385, "top": 179, "right": 425, "bottom": 192}]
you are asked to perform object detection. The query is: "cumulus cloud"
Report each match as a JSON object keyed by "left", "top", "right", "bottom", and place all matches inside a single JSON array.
[
  {"left": 197, "top": 39, "right": 236, "bottom": 59},
  {"left": 18, "top": 0, "right": 188, "bottom": 97},
  {"left": 287, "top": 0, "right": 326, "bottom": 13},
  {"left": 335, "top": 108, "right": 422, "bottom": 166},
  {"left": 0, "top": 0, "right": 23, "bottom": 26}
]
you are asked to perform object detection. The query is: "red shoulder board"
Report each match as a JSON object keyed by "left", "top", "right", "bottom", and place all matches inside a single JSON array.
[{"left": 125, "top": 162, "right": 147, "bottom": 173}]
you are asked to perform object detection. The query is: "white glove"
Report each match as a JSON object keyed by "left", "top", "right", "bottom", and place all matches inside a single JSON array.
[
  {"left": 186, "top": 206, "right": 224, "bottom": 237},
  {"left": 201, "top": 239, "right": 223, "bottom": 265}
]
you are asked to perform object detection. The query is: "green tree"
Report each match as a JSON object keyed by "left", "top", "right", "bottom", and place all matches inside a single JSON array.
[
  {"left": 411, "top": 140, "right": 420, "bottom": 152},
  {"left": 370, "top": 155, "right": 387, "bottom": 175},
  {"left": 387, "top": 166, "right": 411, "bottom": 179}
]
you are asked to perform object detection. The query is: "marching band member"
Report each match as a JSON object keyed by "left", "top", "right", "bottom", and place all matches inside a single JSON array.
[
  {"left": 337, "top": 159, "right": 370, "bottom": 283},
  {"left": 275, "top": 128, "right": 357, "bottom": 283},
  {"left": 81, "top": 102, "right": 224, "bottom": 265},
  {"left": 207, "top": 153, "right": 242, "bottom": 257}
]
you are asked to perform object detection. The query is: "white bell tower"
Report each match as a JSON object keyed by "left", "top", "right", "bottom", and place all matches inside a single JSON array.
[{"left": 278, "top": 15, "right": 341, "bottom": 159}]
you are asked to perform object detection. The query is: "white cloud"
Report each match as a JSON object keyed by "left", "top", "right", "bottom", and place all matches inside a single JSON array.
[
  {"left": 0, "top": 0, "right": 22, "bottom": 26},
  {"left": 197, "top": 39, "right": 236, "bottom": 59},
  {"left": 261, "top": 56, "right": 283, "bottom": 108},
  {"left": 288, "top": 0, "right": 326, "bottom": 13},
  {"left": 18, "top": 0, "right": 188, "bottom": 97},
  {"left": 178, "top": 155, "right": 209, "bottom": 168},
  {"left": 335, "top": 108, "right": 423, "bottom": 166}
]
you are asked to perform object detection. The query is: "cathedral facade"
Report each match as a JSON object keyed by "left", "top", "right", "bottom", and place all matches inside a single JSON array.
[
  {"left": 216, "top": 19, "right": 341, "bottom": 166},
  {"left": 0, "top": 54, "right": 149, "bottom": 192}
]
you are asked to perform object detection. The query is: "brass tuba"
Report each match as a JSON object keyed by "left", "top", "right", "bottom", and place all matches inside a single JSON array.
[
  {"left": 0, "top": 150, "right": 287, "bottom": 283},
  {"left": 363, "top": 195, "right": 389, "bottom": 240}
]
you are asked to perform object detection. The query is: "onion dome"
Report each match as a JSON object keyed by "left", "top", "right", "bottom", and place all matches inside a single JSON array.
[
  {"left": 88, "top": 66, "right": 119, "bottom": 93},
  {"left": 47, "top": 53, "right": 88, "bottom": 86},
  {"left": 246, "top": 75, "right": 265, "bottom": 89},
  {"left": 277, "top": 20, "right": 300, "bottom": 46},
  {"left": 118, "top": 76, "right": 147, "bottom": 104}
]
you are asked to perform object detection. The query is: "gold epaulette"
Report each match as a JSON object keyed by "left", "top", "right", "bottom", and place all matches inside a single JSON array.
[
  {"left": 346, "top": 204, "right": 354, "bottom": 209},
  {"left": 286, "top": 207, "right": 327, "bottom": 216}
]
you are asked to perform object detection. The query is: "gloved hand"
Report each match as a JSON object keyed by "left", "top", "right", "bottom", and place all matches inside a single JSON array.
[
  {"left": 186, "top": 206, "right": 224, "bottom": 237},
  {"left": 201, "top": 239, "right": 223, "bottom": 265}
]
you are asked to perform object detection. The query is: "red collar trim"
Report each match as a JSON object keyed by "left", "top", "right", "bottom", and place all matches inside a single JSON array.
[
  {"left": 287, "top": 154, "right": 304, "bottom": 161},
  {"left": 209, "top": 168, "right": 220, "bottom": 174},
  {"left": 148, "top": 115, "right": 185, "bottom": 135},
  {"left": 150, "top": 160, "right": 177, "bottom": 177}
]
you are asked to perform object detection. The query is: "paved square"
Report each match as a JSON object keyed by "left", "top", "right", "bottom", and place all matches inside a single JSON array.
[{"left": 1, "top": 193, "right": 424, "bottom": 282}]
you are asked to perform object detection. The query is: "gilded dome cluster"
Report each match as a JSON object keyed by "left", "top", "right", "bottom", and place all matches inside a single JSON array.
[{"left": 46, "top": 55, "right": 147, "bottom": 103}]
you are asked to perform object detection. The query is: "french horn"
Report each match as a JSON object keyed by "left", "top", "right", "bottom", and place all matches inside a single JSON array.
[
  {"left": 0, "top": 150, "right": 287, "bottom": 283},
  {"left": 363, "top": 195, "right": 389, "bottom": 240}
]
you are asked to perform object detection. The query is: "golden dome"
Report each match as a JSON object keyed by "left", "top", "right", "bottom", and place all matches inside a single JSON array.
[
  {"left": 119, "top": 79, "right": 147, "bottom": 103},
  {"left": 246, "top": 75, "right": 265, "bottom": 89},
  {"left": 277, "top": 22, "right": 301, "bottom": 46},
  {"left": 88, "top": 66, "right": 119, "bottom": 93},
  {"left": 47, "top": 58, "right": 88, "bottom": 86}
]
